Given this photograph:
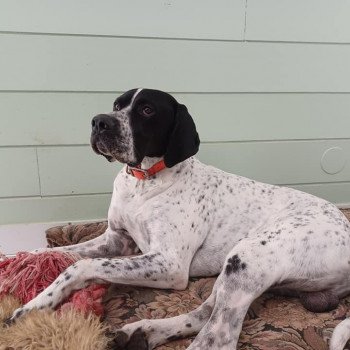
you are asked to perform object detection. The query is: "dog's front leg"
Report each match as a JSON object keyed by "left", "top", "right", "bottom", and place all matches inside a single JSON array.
[
  {"left": 8, "top": 251, "right": 187, "bottom": 322},
  {"left": 32, "top": 227, "right": 138, "bottom": 258}
]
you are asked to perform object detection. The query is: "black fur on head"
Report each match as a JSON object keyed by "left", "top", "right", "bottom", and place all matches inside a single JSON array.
[{"left": 91, "top": 88, "right": 200, "bottom": 167}]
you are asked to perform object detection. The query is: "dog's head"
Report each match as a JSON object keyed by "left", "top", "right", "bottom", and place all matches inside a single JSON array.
[{"left": 91, "top": 88, "right": 200, "bottom": 167}]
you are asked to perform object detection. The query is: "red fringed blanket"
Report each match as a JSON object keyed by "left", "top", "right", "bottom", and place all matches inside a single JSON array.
[{"left": 0, "top": 251, "right": 108, "bottom": 316}]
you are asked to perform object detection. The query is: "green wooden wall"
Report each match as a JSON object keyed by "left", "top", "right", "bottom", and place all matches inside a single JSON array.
[{"left": 1, "top": 0, "right": 350, "bottom": 224}]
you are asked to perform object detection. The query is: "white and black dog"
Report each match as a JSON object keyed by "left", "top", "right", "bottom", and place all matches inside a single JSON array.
[{"left": 7, "top": 88, "right": 350, "bottom": 349}]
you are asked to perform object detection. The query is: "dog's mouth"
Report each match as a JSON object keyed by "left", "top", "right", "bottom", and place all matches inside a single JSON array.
[
  {"left": 90, "top": 139, "right": 114, "bottom": 162},
  {"left": 90, "top": 135, "right": 135, "bottom": 164}
]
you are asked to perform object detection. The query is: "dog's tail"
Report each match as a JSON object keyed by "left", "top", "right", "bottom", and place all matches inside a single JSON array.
[{"left": 330, "top": 318, "right": 350, "bottom": 350}]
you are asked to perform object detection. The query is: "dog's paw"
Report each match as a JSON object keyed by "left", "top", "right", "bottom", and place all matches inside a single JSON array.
[
  {"left": 3, "top": 307, "right": 26, "bottom": 326},
  {"left": 110, "top": 328, "right": 149, "bottom": 350},
  {"left": 5, "top": 307, "right": 30, "bottom": 325},
  {"left": 3, "top": 316, "right": 14, "bottom": 327},
  {"left": 126, "top": 328, "right": 149, "bottom": 350}
]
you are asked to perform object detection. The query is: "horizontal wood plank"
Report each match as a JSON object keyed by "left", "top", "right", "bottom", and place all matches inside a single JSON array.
[
  {"left": 246, "top": 0, "right": 350, "bottom": 43},
  {"left": 0, "top": 92, "right": 110, "bottom": 146},
  {"left": 2, "top": 34, "right": 350, "bottom": 92},
  {"left": 198, "top": 140, "right": 350, "bottom": 185},
  {"left": 0, "top": 148, "right": 40, "bottom": 197},
  {"left": 2, "top": 92, "right": 350, "bottom": 146},
  {"left": 0, "top": 194, "right": 110, "bottom": 225},
  {"left": 179, "top": 93, "right": 350, "bottom": 142},
  {"left": 290, "top": 183, "right": 350, "bottom": 208},
  {"left": 35, "top": 140, "right": 350, "bottom": 196},
  {"left": 37, "top": 146, "right": 121, "bottom": 196},
  {"left": 0, "top": 0, "right": 245, "bottom": 40}
]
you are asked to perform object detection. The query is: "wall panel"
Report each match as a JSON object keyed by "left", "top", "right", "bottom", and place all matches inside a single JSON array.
[
  {"left": 0, "top": 0, "right": 245, "bottom": 40},
  {"left": 0, "top": 148, "right": 40, "bottom": 198},
  {"left": 33, "top": 140, "right": 350, "bottom": 197},
  {"left": 246, "top": 0, "right": 350, "bottom": 43},
  {"left": 2, "top": 92, "right": 350, "bottom": 146},
  {"left": 0, "top": 194, "right": 110, "bottom": 225},
  {"left": 37, "top": 146, "right": 121, "bottom": 196},
  {"left": 1, "top": 35, "right": 350, "bottom": 92}
]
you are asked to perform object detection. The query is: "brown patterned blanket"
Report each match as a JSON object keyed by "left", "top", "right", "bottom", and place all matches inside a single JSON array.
[{"left": 44, "top": 209, "right": 350, "bottom": 349}]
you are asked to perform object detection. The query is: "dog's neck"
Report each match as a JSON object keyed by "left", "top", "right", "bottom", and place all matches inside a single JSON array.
[
  {"left": 140, "top": 156, "right": 164, "bottom": 170},
  {"left": 127, "top": 156, "right": 193, "bottom": 183}
]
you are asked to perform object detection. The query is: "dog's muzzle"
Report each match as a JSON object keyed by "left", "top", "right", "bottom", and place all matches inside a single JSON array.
[
  {"left": 91, "top": 114, "right": 116, "bottom": 134},
  {"left": 90, "top": 114, "right": 119, "bottom": 158}
]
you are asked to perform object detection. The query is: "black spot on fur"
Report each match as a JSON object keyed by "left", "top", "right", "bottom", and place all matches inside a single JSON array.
[
  {"left": 225, "top": 254, "right": 247, "bottom": 276},
  {"left": 198, "top": 194, "right": 205, "bottom": 203},
  {"left": 110, "top": 328, "right": 149, "bottom": 350},
  {"left": 207, "top": 335, "right": 215, "bottom": 346}
]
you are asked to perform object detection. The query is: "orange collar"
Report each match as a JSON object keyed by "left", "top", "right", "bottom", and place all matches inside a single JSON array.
[{"left": 126, "top": 160, "right": 167, "bottom": 180}]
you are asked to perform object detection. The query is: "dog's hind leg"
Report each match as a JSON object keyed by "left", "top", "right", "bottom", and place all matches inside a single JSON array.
[
  {"left": 113, "top": 242, "right": 280, "bottom": 350},
  {"left": 187, "top": 245, "right": 279, "bottom": 350}
]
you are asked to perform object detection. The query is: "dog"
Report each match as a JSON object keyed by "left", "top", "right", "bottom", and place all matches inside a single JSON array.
[{"left": 7, "top": 88, "right": 350, "bottom": 349}]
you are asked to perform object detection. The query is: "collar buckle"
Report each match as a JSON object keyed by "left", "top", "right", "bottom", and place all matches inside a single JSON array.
[{"left": 126, "top": 165, "right": 150, "bottom": 180}]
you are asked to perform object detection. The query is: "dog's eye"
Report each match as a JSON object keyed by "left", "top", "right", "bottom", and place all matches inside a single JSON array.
[
  {"left": 114, "top": 103, "right": 121, "bottom": 111},
  {"left": 142, "top": 106, "right": 154, "bottom": 116}
]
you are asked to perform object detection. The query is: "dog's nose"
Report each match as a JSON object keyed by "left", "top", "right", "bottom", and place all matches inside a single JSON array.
[{"left": 91, "top": 114, "right": 114, "bottom": 133}]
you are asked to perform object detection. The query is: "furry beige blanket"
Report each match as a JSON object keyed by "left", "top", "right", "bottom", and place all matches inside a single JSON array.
[{"left": 0, "top": 295, "right": 109, "bottom": 350}]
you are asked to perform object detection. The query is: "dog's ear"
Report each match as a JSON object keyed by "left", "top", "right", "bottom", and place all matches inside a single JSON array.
[{"left": 164, "top": 103, "right": 200, "bottom": 168}]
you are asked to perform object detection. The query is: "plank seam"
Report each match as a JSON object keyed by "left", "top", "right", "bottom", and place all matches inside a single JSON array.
[
  {"left": 243, "top": 0, "right": 248, "bottom": 41},
  {"left": 35, "top": 147, "right": 42, "bottom": 197},
  {"left": 0, "top": 30, "right": 243, "bottom": 43},
  {"left": 2, "top": 138, "right": 350, "bottom": 149},
  {"left": 0, "top": 192, "right": 112, "bottom": 200},
  {"left": 284, "top": 180, "right": 350, "bottom": 187},
  {"left": 2, "top": 30, "right": 350, "bottom": 46},
  {"left": 4, "top": 91, "right": 350, "bottom": 95}
]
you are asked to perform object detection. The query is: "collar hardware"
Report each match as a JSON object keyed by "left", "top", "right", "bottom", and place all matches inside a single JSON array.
[{"left": 126, "top": 160, "right": 166, "bottom": 180}]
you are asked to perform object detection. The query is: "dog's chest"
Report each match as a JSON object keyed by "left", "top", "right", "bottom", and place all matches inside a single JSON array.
[
  {"left": 109, "top": 177, "right": 171, "bottom": 252},
  {"left": 108, "top": 160, "right": 290, "bottom": 254}
]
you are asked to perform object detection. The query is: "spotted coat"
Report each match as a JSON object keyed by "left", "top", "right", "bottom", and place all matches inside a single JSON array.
[{"left": 7, "top": 89, "right": 350, "bottom": 350}]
